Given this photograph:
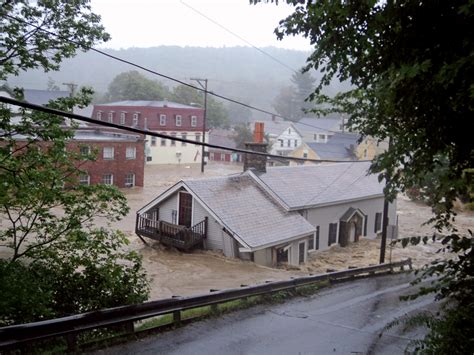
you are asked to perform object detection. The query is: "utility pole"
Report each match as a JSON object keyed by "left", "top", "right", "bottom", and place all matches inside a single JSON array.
[
  {"left": 190, "top": 78, "right": 208, "bottom": 173},
  {"left": 62, "top": 82, "right": 78, "bottom": 96},
  {"left": 379, "top": 138, "right": 393, "bottom": 264}
]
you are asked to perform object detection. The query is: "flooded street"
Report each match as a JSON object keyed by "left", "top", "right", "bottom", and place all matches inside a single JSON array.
[{"left": 111, "top": 163, "right": 473, "bottom": 300}]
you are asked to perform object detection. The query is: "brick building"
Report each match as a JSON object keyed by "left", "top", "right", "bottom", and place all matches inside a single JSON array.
[
  {"left": 91, "top": 101, "right": 208, "bottom": 165},
  {"left": 69, "top": 128, "right": 145, "bottom": 187}
]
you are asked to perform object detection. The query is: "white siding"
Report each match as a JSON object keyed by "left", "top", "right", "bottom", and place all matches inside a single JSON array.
[
  {"left": 254, "top": 248, "right": 272, "bottom": 267},
  {"left": 192, "top": 199, "right": 224, "bottom": 251},
  {"left": 304, "top": 197, "right": 394, "bottom": 250},
  {"left": 288, "top": 239, "right": 307, "bottom": 266},
  {"left": 222, "top": 230, "right": 239, "bottom": 258},
  {"left": 158, "top": 194, "right": 179, "bottom": 224}
]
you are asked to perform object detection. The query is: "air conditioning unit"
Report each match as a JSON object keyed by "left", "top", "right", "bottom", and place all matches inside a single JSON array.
[{"left": 125, "top": 183, "right": 133, "bottom": 188}]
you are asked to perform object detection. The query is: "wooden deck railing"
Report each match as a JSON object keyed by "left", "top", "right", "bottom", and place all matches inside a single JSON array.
[{"left": 135, "top": 215, "right": 207, "bottom": 250}]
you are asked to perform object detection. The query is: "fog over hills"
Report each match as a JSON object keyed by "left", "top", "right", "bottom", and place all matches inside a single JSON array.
[{"left": 8, "top": 46, "right": 349, "bottom": 119}]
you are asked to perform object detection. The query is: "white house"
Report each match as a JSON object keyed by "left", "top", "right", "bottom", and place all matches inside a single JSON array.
[
  {"left": 293, "top": 116, "right": 345, "bottom": 144},
  {"left": 251, "top": 119, "right": 304, "bottom": 156},
  {"left": 136, "top": 159, "right": 397, "bottom": 268}
]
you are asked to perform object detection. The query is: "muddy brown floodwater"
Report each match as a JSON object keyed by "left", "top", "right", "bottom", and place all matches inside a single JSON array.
[{"left": 110, "top": 163, "right": 474, "bottom": 301}]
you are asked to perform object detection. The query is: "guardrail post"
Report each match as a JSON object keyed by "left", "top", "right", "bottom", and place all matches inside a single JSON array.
[
  {"left": 65, "top": 333, "right": 78, "bottom": 352},
  {"left": 173, "top": 311, "right": 181, "bottom": 326}
]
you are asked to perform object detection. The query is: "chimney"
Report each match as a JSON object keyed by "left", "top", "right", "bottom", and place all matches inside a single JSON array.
[{"left": 244, "top": 122, "right": 267, "bottom": 173}]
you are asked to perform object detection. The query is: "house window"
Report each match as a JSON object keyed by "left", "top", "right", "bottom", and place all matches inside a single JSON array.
[
  {"left": 294, "top": 139, "right": 298, "bottom": 147},
  {"left": 120, "top": 112, "right": 126, "bottom": 125},
  {"left": 160, "top": 133, "right": 167, "bottom": 146},
  {"left": 159, "top": 114, "right": 166, "bottom": 126},
  {"left": 124, "top": 173, "right": 135, "bottom": 187},
  {"left": 364, "top": 148, "right": 368, "bottom": 158},
  {"left": 319, "top": 134, "right": 326, "bottom": 142},
  {"left": 287, "top": 139, "right": 291, "bottom": 147},
  {"left": 308, "top": 235, "right": 314, "bottom": 250},
  {"left": 328, "top": 223, "right": 338, "bottom": 246},
  {"left": 279, "top": 139, "right": 284, "bottom": 147},
  {"left": 195, "top": 133, "right": 201, "bottom": 145},
  {"left": 147, "top": 156, "right": 152, "bottom": 162},
  {"left": 191, "top": 115, "right": 197, "bottom": 127},
  {"left": 316, "top": 226, "right": 320, "bottom": 250},
  {"left": 175, "top": 115, "right": 182, "bottom": 126},
  {"left": 80, "top": 146, "right": 90, "bottom": 156},
  {"left": 221, "top": 153, "right": 226, "bottom": 161},
  {"left": 171, "top": 209, "right": 177, "bottom": 224},
  {"left": 102, "top": 174, "right": 113, "bottom": 185},
  {"left": 132, "top": 113, "right": 139, "bottom": 127},
  {"left": 374, "top": 212, "right": 382, "bottom": 233},
  {"left": 126, "top": 146, "right": 136, "bottom": 160},
  {"left": 151, "top": 136, "right": 157, "bottom": 147},
  {"left": 96, "top": 111, "right": 102, "bottom": 120},
  {"left": 181, "top": 133, "right": 187, "bottom": 146},
  {"left": 79, "top": 173, "right": 90, "bottom": 186},
  {"left": 144, "top": 117, "right": 148, "bottom": 130},
  {"left": 170, "top": 133, "right": 176, "bottom": 146},
  {"left": 107, "top": 112, "right": 114, "bottom": 123},
  {"left": 303, "top": 150, "right": 308, "bottom": 158},
  {"left": 103, "top": 147, "right": 114, "bottom": 160}
]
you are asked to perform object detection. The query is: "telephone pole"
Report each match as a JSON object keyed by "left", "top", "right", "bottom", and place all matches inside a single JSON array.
[
  {"left": 379, "top": 138, "right": 393, "bottom": 264},
  {"left": 62, "top": 82, "right": 78, "bottom": 96},
  {"left": 190, "top": 78, "right": 208, "bottom": 173}
]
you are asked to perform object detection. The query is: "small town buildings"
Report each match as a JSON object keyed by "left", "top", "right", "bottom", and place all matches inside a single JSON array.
[
  {"left": 91, "top": 100, "right": 208, "bottom": 165},
  {"left": 1, "top": 86, "right": 145, "bottom": 188},
  {"left": 289, "top": 132, "right": 378, "bottom": 163},
  {"left": 293, "top": 116, "right": 344, "bottom": 143},
  {"left": 136, "top": 149, "right": 396, "bottom": 267},
  {"left": 251, "top": 119, "right": 303, "bottom": 156},
  {"left": 69, "top": 128, "right": 145, "bottom": 187},
  {"left": 208, "top": 128, "right": 242, "bottom": 163}
]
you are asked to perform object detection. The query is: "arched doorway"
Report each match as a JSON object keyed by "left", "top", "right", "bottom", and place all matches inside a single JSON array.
[{"left": 338, "top": 207, "right": 365, "bottom": 247}]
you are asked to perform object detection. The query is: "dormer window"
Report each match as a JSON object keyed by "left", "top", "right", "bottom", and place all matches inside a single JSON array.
[{"left": 175, "top": 115, "right": 182, "bottom": 127}]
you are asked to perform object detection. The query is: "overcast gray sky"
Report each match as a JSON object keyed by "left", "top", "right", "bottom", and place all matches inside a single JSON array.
[{"left": 91, "top": 0, "right": 311, "bottom": 50}]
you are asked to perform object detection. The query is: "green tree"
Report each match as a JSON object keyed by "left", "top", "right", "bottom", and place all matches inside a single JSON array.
[
  {"left": 0, "top": 0, "right": 110, "bottom": 81},
  {"left": 0, "top": 0, "right": 149, "bottom": 325},
  {"left": 105, "top": 70, "right": 171, "bottom": 101},
  {"left": 273, "top": 71, "right": 316, "bottom": 121},
  {"left": 172, "top": 84, "right": 230, "bottom": 128},
  {"left": 252, "top": 0, "right": 473, "bottom": 351}
]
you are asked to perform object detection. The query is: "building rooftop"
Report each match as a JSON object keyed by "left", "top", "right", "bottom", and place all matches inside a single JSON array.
[
  {"left": 73, "top": 129, "right": 142, "bottom": 142},
  {"left": 253, "top": 162, "right": 383, "bottom": 210},
  {"left": 96, "top": 100, "right": 202, "bottom": 110},
  {"left": 294, "top": 116, "right": 344, "bottom": 134},
  {"left": 306, "top": 132, "right": 360, "bottom": 160},
  {"left": 184, "top": 174, "right": 315, "bottom": 249}
]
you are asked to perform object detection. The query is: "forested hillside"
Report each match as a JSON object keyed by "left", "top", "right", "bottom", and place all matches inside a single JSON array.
[{"left": 7, "top": 46, "right": 348, "bottom": 119}]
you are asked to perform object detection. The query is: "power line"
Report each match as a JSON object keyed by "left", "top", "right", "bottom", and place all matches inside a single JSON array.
[
  {"left": 180, "top": 0, "right": 298, "bottom": 74},
  {"left": 2, "top": 13, "right": 375, "bottom": 141},
  {"left": 0, "top": 95, "right": 373, "bottom": 165}
]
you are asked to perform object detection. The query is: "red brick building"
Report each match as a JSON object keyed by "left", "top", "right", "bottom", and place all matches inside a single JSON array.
[
  {"left": 91, "top": 101, "right": 208, "bottom": 165},
  {"left": 69, "top": 128, "right": 145, "bottom": 187}
]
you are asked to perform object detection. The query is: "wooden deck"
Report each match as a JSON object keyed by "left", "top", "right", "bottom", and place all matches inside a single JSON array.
[{"left": 135, "top": 215, "right": 207, "bottom": 251}]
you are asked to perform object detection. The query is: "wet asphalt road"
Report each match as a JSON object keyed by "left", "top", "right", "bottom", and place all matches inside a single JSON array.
[{"left": 99, "top": 273, "right": 434, "bottom": 355}]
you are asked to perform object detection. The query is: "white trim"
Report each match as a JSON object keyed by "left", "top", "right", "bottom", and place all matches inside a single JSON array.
[{"left": 298, "top": 240, "right": 306, "bottom": 264}]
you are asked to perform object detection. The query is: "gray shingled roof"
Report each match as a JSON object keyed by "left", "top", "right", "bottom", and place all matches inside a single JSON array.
[
  {"left": 98, "top": 100, "right": 199, "bottom": 109},
  {"left": 208, "top": 129, "right": 237, "bottom": 151},
  {"left": 253, "top": 162, "right": 384, "bottom": 210},
  {"left": 294, "top": 116, "right": 343, "bottom": 134},
  {"left": 307, "top": 132, "right": 359, "bottom": 160},
  {"left": 23, "top": 89, "right": 70, "bottom": 105},
  {"left": 184, "top": 174, "right": 315, "bottom": 249}
]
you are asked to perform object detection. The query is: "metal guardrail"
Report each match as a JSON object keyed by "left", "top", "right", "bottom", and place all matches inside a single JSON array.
[{"left": 0, "top": 259, "right": 412, "bottom": 351}]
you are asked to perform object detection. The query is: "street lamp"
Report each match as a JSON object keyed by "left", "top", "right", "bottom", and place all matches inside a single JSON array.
[{"left": 190, "top": 78, "right": 208, "bottom": 173}]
